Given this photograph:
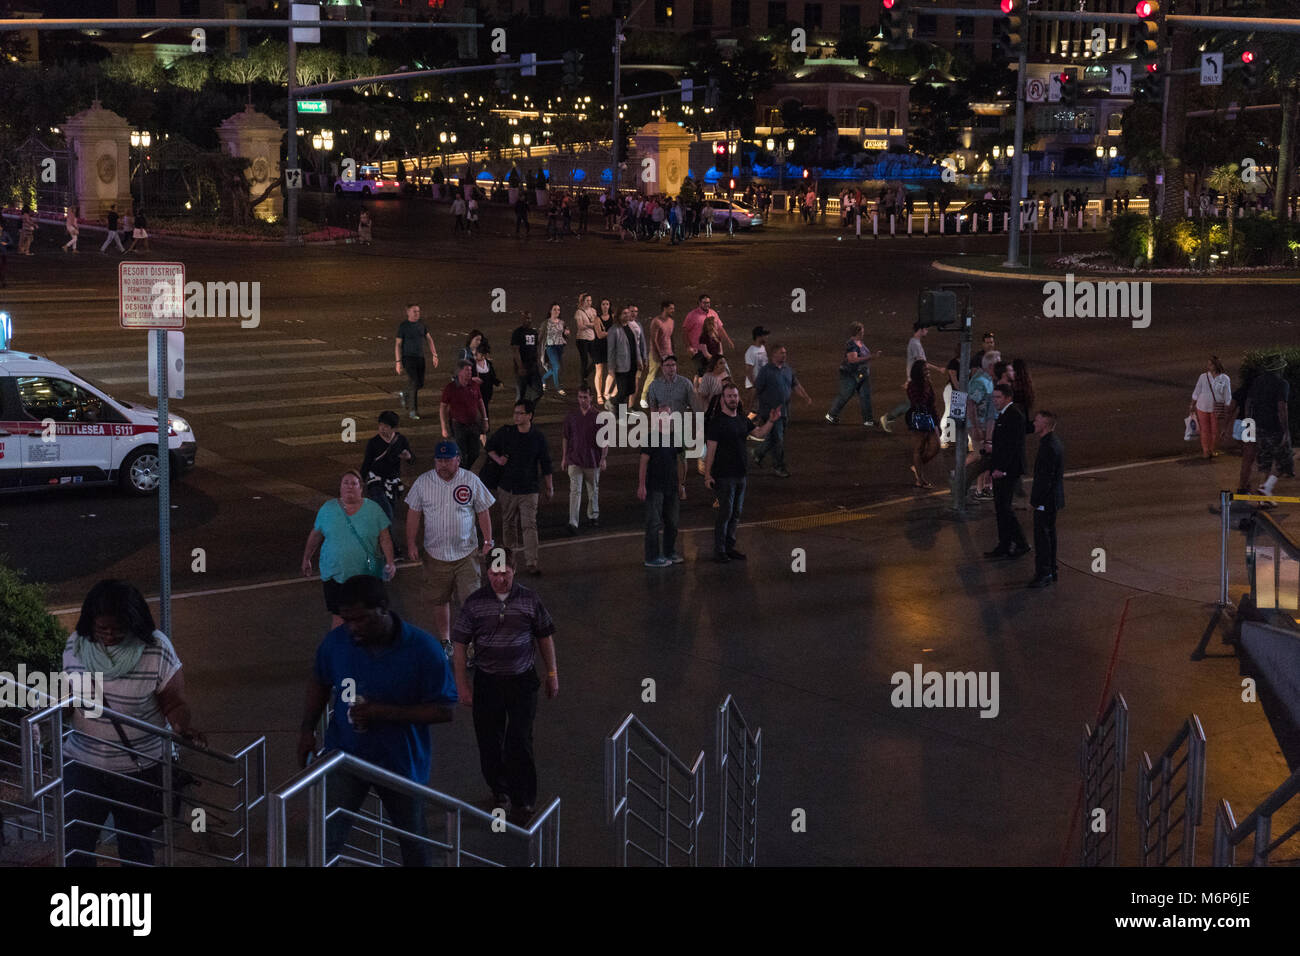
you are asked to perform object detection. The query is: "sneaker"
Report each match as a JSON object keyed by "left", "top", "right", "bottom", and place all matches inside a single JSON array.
[
  {"left": 644, "top": 557, "right": 672, "bottom": 568},
  {"left": 640, "top": 399, "right": 649, "bottom": 410},
  {"left": 714, "top": 552, "right": 731, "bottom": 564},
  {"left": 879, "top": 417, "right": 893, "bottom": 434},
  {"left": 666, "top": 552, "right": 685, "bottom": 564},
  {"left": 863, "top": 419, "right": 876, "bottom": 427},
  {"left": 825, "top": 414, "right": 839, "bottom": 424},
  {"left": 725, "top": 549, "right": 747, "bottom": 560},
  {"left": 565, "top": 524, "right": 579, "bottom": 536},
  {"left": 408, "top": 411, "right": 421, "bottom": 420},
  {"left": 773, "top": 467, "right": 791, "bottom": 478},
  {"left": 588, "top": 516, "right": 600, "bottom": 527},
  {"left": 557, "top": 388, "right": 566, "bottom": 396}
]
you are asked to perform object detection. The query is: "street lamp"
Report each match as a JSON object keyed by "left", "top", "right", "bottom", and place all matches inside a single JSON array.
[
  {"left": 130, "top": 130, "right": 152, "bottom": 212},
  {"left": 311, "top": 129, "right": 334, "bottom": 192},
  {"left": 374, "top": 129, "right": 390, "bottom": 142},
  {"left": 765, "top": 137, "right": 775, "bottom": 150}
]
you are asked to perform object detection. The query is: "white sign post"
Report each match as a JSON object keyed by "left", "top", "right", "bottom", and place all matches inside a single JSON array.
[
  {"left": 1201, "top": 52, "right": 1224, "bottom": 86},
  {"left": 1110, "top": 64, "right": 1131, "bottom": 95},
  {"left": 119, "top": 261, "right": 185, "bottom": 637}
]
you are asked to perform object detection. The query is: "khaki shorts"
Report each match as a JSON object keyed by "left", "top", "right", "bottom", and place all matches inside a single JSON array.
[{"left": 422, "top": 552, "right": 481, "bottom": 605}]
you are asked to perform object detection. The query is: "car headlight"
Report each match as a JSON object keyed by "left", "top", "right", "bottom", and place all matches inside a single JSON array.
[{"left": 168, "top": 415, "right": 191, "bottom": 434}]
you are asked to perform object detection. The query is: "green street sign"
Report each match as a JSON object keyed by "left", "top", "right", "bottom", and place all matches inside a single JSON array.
[{"left": 297, "top": 100, "right": 330, "bottom": 115}]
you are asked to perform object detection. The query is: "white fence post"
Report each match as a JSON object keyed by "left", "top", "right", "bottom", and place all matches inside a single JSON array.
[
  {"left": 872, "top": 212, "right": 878, "bottom": 236},
  {"left": 890, "top": 213, "right": 896, "bottom": 236}
]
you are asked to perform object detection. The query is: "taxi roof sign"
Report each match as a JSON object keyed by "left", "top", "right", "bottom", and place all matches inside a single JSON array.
[{"left": 0, "top": 310, "right": 10, "bottom": 349}]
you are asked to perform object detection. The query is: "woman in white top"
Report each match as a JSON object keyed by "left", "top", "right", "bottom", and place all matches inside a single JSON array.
[
  {"left": 574, "top": 292, "right": 597, "bottom": 389},
  {"left": 540, "top": 302, "right": 569, "bottom": 395},
  {"left": 62, "top": 579, "right": 206, "bottom": 866},
  {"left": 1188, "top": 355, "right": 1232, "bottom": 459}
]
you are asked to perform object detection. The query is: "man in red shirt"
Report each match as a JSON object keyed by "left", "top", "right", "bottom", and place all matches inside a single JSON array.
[
  {"left": 681, "top": 293, "right": 724, "bottom": 379},
  {"left": 440, "top": 360, "right": 489, "bottom": 470}
]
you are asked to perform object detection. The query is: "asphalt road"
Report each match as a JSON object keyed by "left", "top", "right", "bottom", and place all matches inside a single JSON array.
[{"left": 3, "top": 200, "right": 1294, "bottom": 606}]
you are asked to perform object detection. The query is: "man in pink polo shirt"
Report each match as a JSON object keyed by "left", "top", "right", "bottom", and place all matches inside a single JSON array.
[
  {"left": 639, "top": 300, "right": 676, "bottom": 409},
  {"left": 681, "top": 293, "right": 723, "bottom": 379}
]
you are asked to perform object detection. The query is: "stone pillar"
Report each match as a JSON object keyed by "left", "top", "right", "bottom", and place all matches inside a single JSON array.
[
  {"left": 216, "top": 105, "right": 286, "bottom": 221},
  {"left": 632, "top": 120, "right": 695, "bottom": 197},
  {"left": 61, "top": 101, "right": 132, "bottom": 222}
]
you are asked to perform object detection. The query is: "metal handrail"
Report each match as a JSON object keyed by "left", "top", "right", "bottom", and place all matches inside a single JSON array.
[
  {"left": 1246, "top": 507, "right": 1300, "bottom": 616},
  {"left": 1213, "top": 765, "right": 1300, "bottom": 866},
  {"left": 268, "top": 749, "right": 560, "bottom": 867},
  {"left": 1080, "top": 693, "right": 1129, "bottom": 866},
  {"left": 605, "top": 712, "right": 705, "bottom": 867},
  {"left": 1137, "top": 715, "right": 1206, "bottom": 867},
  {"left": 716, "top": 694, "right": 761, "bottom": 867},
  {"left": 3, "top": 673, "right": 266, "bottom": 866}
]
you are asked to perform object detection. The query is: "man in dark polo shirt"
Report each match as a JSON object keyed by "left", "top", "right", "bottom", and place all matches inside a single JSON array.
[
  {"left": 395, "top": 303, "right": 439, "bottom": 420},
  {"left": 485, "top": 400, "right": 553, "bottom": 575},
  {"left": 704, "top": 383, "right": 781, "bottom": 563},
  {"left": 451, "top": 547, "right": 558, "bottom": 825},
  {"left": 440, "top": 359, "right": 489, "bottom": 471}
]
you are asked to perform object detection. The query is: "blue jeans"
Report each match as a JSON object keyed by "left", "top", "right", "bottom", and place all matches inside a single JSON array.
[
  {"left": 645, "top": 489, "right": 679, "bottom": 561},
  {"left": 326, "top": 769, "right": 430, "bottom": 867},
  {"left": 542, "top": 345, "right": 565, "bottom": 388},
  {"left": 828, "top": 370, "right": 873, "bottom": 422},
  {"left": 713, "top": 477, "right": 747, "bottom": 554},
  {"left": 366, "top": 481, "right": 394, "bottom": 522},
  {"left": 754, "top": 415, "right": 787, "bottom": 469}
]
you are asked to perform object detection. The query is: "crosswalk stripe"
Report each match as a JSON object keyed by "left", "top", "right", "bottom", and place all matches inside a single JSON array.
[
  {"left": 63, "top": 348, "right": 364, "bottom": 374},
  {"left": 226, "top": 405, "right": 397, "bottom": 427},
  {"left": 38, "top": 337, "right": 320, "bottom": 360},
  {"left": 92, "top": 359, "right": 381, "bottom": 385}
]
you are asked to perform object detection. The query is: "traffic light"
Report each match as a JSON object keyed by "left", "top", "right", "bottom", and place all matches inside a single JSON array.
[
  {"left": 1135, "top": 0, "right": 1166, "bottom": 72},
  {"left": 917, "top": 290, "right": 958, "bottom": 330},
  {"left": 1241, "top": 49, "right": 1259, "bottom": 90},
  {"left": 1133, "top": 66, "right": 1162, "bottom": 103},
  {"left": 995, "top": 0, "right": 1025, "bottom": 60},
  {"left": 1059, "top": 72, "right": 1078, "bottom": 106},
  {"left": 562, "top": 49, "right": 584, "bottom": 89},
  {"left": 714, "top": 140, "right": 727, "bottom": 174},
  {"left": 881, "top": 0, "right": 909, "bottom": 50}
]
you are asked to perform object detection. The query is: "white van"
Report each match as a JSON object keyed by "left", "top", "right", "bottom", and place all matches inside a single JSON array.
[{"left": 0, "top": 349, "right": 196, "bottom": 495}]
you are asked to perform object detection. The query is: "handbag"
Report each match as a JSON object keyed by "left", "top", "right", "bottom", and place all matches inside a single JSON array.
[
  {"left": 340, "top": 503, "right": 381, "bottom": 577},
  {"left": 1184, "top": 414, "right": 1199, "bottom": 441},
  {"left": 108, "top": 714, "right": 198, "bottom": 820},
  {"left": 907, "top": 407, "right": 937, "bottom": 432},
  {"left": 1203, "top": 373, "right": 1226, "bottom": 418},
  {"left": 1232, "top": 419, "right": 1247, "bottom": 441}
]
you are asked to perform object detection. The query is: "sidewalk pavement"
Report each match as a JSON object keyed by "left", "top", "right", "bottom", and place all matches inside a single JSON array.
[{"left": 36, "top": 451, "right": 1295, "bottom": 866}]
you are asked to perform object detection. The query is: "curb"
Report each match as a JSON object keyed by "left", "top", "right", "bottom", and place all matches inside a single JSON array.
[{"left": 931, "top": 259, "right": 1300, "bottom": 285}]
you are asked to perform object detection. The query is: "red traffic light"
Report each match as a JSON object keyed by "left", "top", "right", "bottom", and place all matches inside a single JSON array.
[
  {"left": 1146, "top": 62, "right": 1158, "bottom": 73},
  {"left": 1135, "top": 0, "right": 1153, "bottom": 16},
  {"left": 1000, "top": 0, "right": 1015, "bottom": 12},
  {"left": 713, "top": 141, "right": 724, "bottom": 154},
  {"left": 1242, "top": 50, "right": 1255, "bottom": 64},
  {"left": 882, "top": 0, "right": 895, "bottom": 8},
  {"left": 1059, "top": 72, "right": 1069, "bottom": 82}
]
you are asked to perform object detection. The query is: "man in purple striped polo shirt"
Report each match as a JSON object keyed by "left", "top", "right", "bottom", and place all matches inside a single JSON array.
[{"left": 450, "top": 546, "right": 559, "bottom": 825}]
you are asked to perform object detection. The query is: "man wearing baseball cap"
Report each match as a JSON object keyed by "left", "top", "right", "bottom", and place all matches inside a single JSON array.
[{"left": 406, "top": 440, "right": 496, "bottom": 658}]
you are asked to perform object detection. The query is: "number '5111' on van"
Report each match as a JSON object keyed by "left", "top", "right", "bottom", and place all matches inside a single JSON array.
[{"left": 0, "top": 348, "right": 196, "bottom": 496}]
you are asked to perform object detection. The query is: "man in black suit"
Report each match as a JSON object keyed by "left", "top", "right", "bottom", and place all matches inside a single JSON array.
[
  {"left": 1028, "top": 410, "right": 1066, "bottom": 588},
  {"left": 985, "top": 384, "right": 1030, "bottom": 559}
]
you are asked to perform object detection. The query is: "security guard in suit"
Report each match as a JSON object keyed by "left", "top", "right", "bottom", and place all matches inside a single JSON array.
[{"left": 1028, "top": 410, "right": 1066, "bottom": 588}]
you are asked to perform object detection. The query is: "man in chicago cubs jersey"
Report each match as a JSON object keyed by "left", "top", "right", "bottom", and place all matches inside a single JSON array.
[{"left": 406, "top": 441, "right": 496, "bottom": 657}]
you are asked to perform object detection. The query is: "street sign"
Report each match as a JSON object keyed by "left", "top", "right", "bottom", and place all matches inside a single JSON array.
[
  {"left": 1048, "top": 73, "right": 1063, "bottom": 102},
  {"left": 285, "top": 168, "right": 303, "bottom": 190},
  {"left": 520, "top": 52, "right": 537, "bottom": 77},
  {"left": 1201, "top": 52, "right": 1223, "bottom": 85},
  {"left": 119, "top": 262, "right": 186, "bottom": 330},
  {"left": 296, "top": 100, "right": 330, "bottom": 114},
  {"left": 681, "top": 78, "right": 694, "bottom": 102},
  {"left": 1026, "top": 77, "right": 1046, "bottom": 102},
  {"left": 291, "top": 2, "right": 320, "bottom": 44},
  {"left": 1110, "top": 64, "right": 1131, "bottom": 95},
  {"left": 148, "top": 331, "right": 185, "bottom": 400}
]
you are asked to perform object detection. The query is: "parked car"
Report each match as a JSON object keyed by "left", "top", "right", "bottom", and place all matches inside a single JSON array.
[
  {"left": 710, "top": 200, "right": 764, "bottom": 229},
  {"left": 951, "top": 199, "right": 1011, "bottom": 233}
]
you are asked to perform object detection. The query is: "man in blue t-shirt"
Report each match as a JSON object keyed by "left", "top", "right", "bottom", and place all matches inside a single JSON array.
[{"left": 298, "top": 575, "right": 457, "bottom": 866}]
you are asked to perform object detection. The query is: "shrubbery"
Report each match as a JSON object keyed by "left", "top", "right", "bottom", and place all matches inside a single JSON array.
[
  {"left": 1108, "top": 212, "right": 1151, "bottom": 266},
  {"left": 0, "top": 561, "right": 66, "bottom": 678}
]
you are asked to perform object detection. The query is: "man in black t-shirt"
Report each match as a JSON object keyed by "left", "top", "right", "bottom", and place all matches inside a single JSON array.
[
  {"left": 395, "top": 303, "right": 439, "bottom": 420},
  {"left": 485, "top": 400, "right": 553, "bottom": 575},
  {"left": 704, "top": 384, "right": 781, "bottom": 563},
  {"left": 360, "top": 410, "right": 414, "bottom": 550},
  {"left": 100, "top": 205, "right": 125, "bottom": 253},
  {"left": 638, "top": 413, "right": 685, "bottom": 567},
  {"left": 510, "top": 312, "right": 543, "bottom": 404}
]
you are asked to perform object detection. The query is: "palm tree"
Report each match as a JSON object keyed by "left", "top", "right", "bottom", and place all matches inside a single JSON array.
[{"left": 1206, "top": 162, "right": 1246, "bottom": 264}]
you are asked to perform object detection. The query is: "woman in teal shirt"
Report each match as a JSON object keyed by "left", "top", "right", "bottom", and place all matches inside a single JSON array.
[{"left": 302, "top": 470, "right": 396, "bottom": 626}]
